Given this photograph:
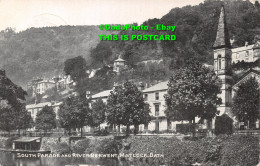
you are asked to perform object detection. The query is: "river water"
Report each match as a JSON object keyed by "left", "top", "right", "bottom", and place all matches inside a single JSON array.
[{"left": 0, "top": 152, "right": 126, "bottom": 166}]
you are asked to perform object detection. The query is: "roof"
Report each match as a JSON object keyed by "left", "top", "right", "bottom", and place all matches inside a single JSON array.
[
  {"left": 91, "top": 89, "right": 112, "bottom": 99},
  {"left": 114, "top": 54, "right": 125, "bottom": 62},
  {"left": 14, "top": 137, "right": 41, "bottom": 143},
  {"left": 38, "top": 80, "right": 55, "bottom": 84},
  {"left": 142, "top": 81, "right": 168, "bottom": 93},
  {"left": 213, "top": 6, "right": 231, "bottom": 49},
  {"left": 115, "top": 58, "right": 125, "bottom": 62},
  {"left": 253, "top": 41, "right": 260, "bottom": 49},
  {"left": 232, "top": 44, "right": 254, "bottom": 53},
  {"left": 26, "top": 102, "right": 62, "bottom": 109},
  {"left": 233, "top": 69, "right": 260, "bottom": 88}
]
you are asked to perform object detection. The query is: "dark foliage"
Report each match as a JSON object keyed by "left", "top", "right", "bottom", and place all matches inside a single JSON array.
[
  {"left": 35, "top": 105, "right": 56, "bottom": 132},
  {"left": 215, "top": 114, "right": 233, "bottom": 135}
]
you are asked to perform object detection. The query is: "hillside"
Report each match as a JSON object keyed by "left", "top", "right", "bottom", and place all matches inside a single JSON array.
[
  {"left": 0, "top": 26, "right": 112, "bottom": 88},
  {"left": 0, "top": 0, "right": 259, "bottom": 90}
]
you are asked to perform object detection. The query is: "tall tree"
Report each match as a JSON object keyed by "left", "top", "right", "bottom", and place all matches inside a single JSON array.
[
  {"left": 64, "top": 56, "right": 89, "bottom": 98},
  {"left": 35, "top": 105, "right": 56, "bottom": 134},
  {"left": 14, "top": 107, "right": 34, "bottom": 136},
  {"left": 0, "top": 70, "right": 27, "bottom": 134},
  {"left": 164, "top": 60, "right": 222, "bottom": 135},
  {"left": 86, "top": 99, "right": 106, "bottom": 130},
  {"left": 58, "top": 96, "right": 89, "bottom": 137},
  {"left": 90, "top": 41, "right": 112, "bottom": 65},
  {"left": 232, "top": 77, "right": 260, "bottom": 129},
  {"left": 106, "top": 81, "right": 151, "bottom": 136}
]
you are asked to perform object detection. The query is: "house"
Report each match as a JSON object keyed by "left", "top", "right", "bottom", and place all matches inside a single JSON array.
[
  {"left": 231, "top": 41, "right": 260, "bottom": 63},
  {"left": 113, "top": 54, "right": 126, "bottom": 73},
  {"left": 141, "top": 81, "right": 170, "bottom": 133},
  {"left": 88, "top": 82, "right": 188, "bottom": 133},
  {"left": 35, "top": 79, "right": 56, "bottom": 95},
  {"left": 232, "top": 69, "right": 260, "bottom": 97},
  {"left": 27, "top": 74, "right": 75, "bottom": 97},
  {"left": 26, "top": 101, "right": 62, "bottom": 121}
]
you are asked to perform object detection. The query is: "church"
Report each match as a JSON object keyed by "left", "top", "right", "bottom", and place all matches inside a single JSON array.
[{"left": 212, "top": 5, "right": 260, "bottom": 129}]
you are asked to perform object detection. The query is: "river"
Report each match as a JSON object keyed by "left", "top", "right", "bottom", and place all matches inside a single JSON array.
[{"left": 0, "top": 152, "right": 126, "bottom": 166}]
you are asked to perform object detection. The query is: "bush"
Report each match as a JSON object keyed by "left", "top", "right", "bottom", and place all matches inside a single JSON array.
[
  {"left": 94, "top": 129, "right": 109, "bottom": 136},
  {"left": 215, "top": 114, "right": 233, "bottom": 135},
  {"left": 5, "top": 137, "right": 18, "bottom": 149},
  {"left": 120, "top": 135, "right": 259, "bottom": 165},
  {"left": 96, "top": 138, "right": 122, "bottom": 154},
  {"left": 52, "top": 142, "right": 71, "bottom": 154},
  {"left": 176, "top": 123, "right": 195, "bottom": 134},
  {"left": 71, "top": 139, "right": 91, "bottom": 153},
  {"left": 220, "top": 135, "right": 259, "bottom": 166},
  {"left": 0, "top": 137, "right": 8, "bottom": 148}
]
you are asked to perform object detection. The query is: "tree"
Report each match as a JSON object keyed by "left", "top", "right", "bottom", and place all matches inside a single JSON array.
[
  {"left": 106, "top": 81, "right": 151, "bottom": 136},
  {"left": 86, "top": 99, "right": 106, "bottom": 130},
  {"left": 231, "top": 77, "right": 260, "bottom": 129},
  {"left": 0, "top": 70, "right": 27, "bottom": 134},
  {"left": 164, "top": 60, "right": 222, "bottom": 135},
  {"left": 45, "top": 86, "right": 62, "bottom": 102},
  {"left": 64, "top": 56, "right": 89, "bottom": 98},
  {"left": 14, "top": 107, "right": 34, "bottom": 136},
  {"left": 58, "top": 96, "right": 88, "bottom": 137},
  {"left": 90, "top": 41, "right": 112, "bottom": 65},
  {"left": 35, "top": 105, "right": 56, "bottom": 134}
]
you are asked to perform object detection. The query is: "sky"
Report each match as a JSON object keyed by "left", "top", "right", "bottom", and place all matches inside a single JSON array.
[{"left": 0, "top": 0, "right": 207, "bottom": 32}]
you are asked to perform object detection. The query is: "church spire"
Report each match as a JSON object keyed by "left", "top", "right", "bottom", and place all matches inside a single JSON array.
[{"left": 213, "top": 5, "right": 231, "bottom": 49}]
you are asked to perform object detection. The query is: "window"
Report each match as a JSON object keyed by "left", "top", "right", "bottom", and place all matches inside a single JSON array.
[
  {"left": 155, "top": 104, "right": 159, "bottom": 116},
  {"left": 245, "top": 51, "right": 249, "bottom": 57},
  {"left": 218, "top": 55, "right": 221, "bottom": 70},
  {"left": 155, "top": 92, "right": 159, "bottom": 100},
  {"left": 167, "top": 119, "right": 172, "bottom": 130},
  {"left": 222, "top": 59, "right": 225, "bottom": 69},
  {"left": 236, "top": 53, "right": 239, "bottom": 59},
  {"left": 144, "top": 94, "right": 148, "bottom": 101}
]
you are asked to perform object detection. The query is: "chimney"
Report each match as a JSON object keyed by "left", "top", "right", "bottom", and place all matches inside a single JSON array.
[{"left": 245, "top": 41, "right": 248, "bottom": 47}]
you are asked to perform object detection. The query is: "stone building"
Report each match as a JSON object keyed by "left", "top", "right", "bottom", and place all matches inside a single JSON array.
[
  {"left": 113, "top": 54, "right": 126, "bottom": 73},
  {"left": 213, "top": 5, "right": 233, "bottom": 117},
  {"left": 212, "top": 5, "right": 260, "bottom": 130},
  {"left": 26, "top": 101, "right": 62, "bottom": 121},
  {"left": 231, "top": 41, "right": 260, "bottom": 64}
]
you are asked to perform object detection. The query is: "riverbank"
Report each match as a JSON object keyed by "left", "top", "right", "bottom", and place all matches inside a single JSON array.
[
  {"left": 0, "top": 135, "right": 259, "bottom": 166},
  {"left": 39, "top": 134, "right": 259, "bottom": 165}
]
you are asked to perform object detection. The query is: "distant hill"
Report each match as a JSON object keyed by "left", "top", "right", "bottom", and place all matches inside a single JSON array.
[
  {"left": 0, "top": 0, "right": 259, "bottom": 90},
  {"left": 0, "top": 26, "right": 112, "bottom": 88}
]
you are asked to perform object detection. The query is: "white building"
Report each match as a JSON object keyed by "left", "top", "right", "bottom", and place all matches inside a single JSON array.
[
  {"left": 26, "top": 101, "right": 62, "bottom": 121},
  {"left": 231, "top": 41, "right": 260, "bottom": 63},
  {"left": 35, "top": 80, "right": 56, "bottom": 95},
  {"left": 113, "top": 54, "right": 126, "bottom": 73}
]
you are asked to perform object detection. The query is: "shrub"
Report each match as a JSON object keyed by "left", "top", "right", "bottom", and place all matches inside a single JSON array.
[
  {"left": 96, "top": 138, "right": 122, "bottom": 154},
  {"left": 215, "top": 114, "right": 233, "bottom": 135},
  {"left": 52, "top": 142, "right": 71, "bottom": 154},
  {"left": 0, "top": 137, "right": 8, "bottom": 148},
  {"left": 220, "top": 135, "right": 259, "bottom": 166},
  {"left": 5, "top": 137, "right": 18, "bottom": 149},
  {"left": 176, "top": 123, "right": 195, "bottom": 134},
  {"left": 120, "top": 135, "right": 258, "bottom": 165},
  {"left": 94, "top": 129, "right": 109, "bottom": 136},
  {"left": 71, "top": 138, "right": 91, "bottom": 153}
]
